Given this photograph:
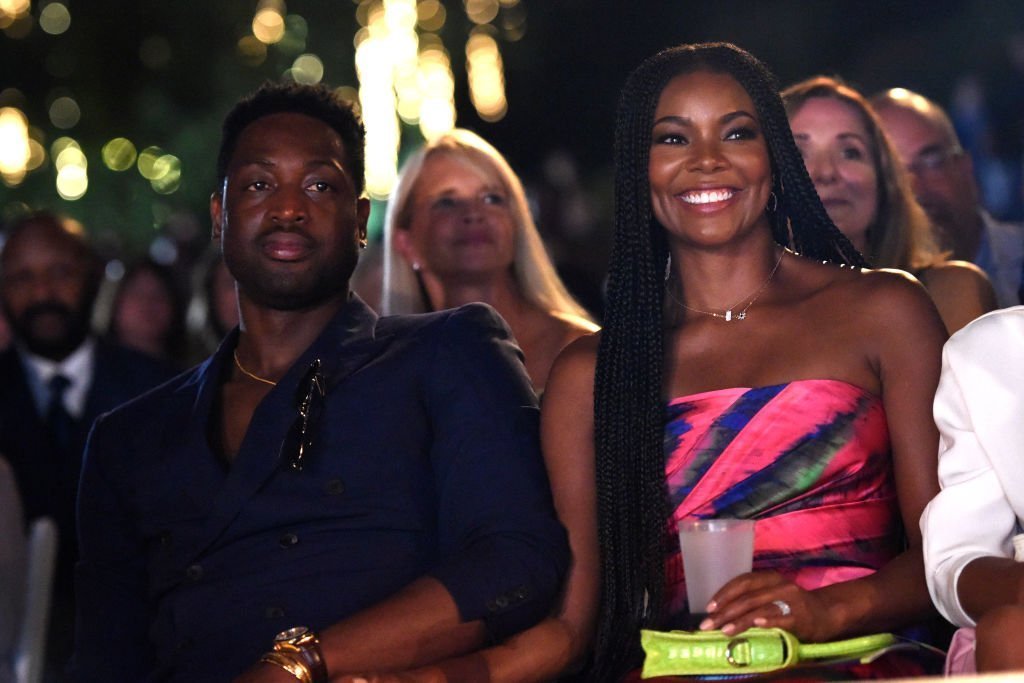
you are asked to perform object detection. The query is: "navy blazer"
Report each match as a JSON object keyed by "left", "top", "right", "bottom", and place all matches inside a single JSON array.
[{"left": 72, "top": 297, "right": 569, "bottom": 682}]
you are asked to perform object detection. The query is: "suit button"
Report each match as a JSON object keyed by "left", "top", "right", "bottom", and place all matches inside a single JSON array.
[
  {"left": 279, "top": 533, "right": 299, "bottom": 547},
  {"left": 185, "top": 564, "right": 203, "bottom": 581},
  {"left": 265, "top": 606, "right": 285, "bottom": 619},
  {"left": 325, "top": 479, "right": 345, "bottom": 495}
]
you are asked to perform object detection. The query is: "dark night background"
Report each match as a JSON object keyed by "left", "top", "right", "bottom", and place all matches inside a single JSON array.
[{"left": 2, "top": 0, "right": 1023, "bottom": 312}]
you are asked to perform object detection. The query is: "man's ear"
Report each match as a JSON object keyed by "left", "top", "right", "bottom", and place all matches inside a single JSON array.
[
  {"left": 356, "top": 197, "right": 370, "bottom": 247},
  {"left": 210, "top": 185, "right": 226, "bottom": 244}
]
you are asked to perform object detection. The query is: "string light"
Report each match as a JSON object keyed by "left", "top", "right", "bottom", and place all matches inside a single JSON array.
[{"left": 353, "top": 0, "right": 519, "bottom": 198}]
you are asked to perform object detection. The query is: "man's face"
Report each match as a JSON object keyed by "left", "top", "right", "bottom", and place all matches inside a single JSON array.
[
  {"left": 875, "top": 105, "right": 978, "bottom": 249},
  {"left": 211, "top": 112, "right": 369, "bottom": 313},
  {"left": 0, "top": 222, "right": 98, "bottom": 360}
]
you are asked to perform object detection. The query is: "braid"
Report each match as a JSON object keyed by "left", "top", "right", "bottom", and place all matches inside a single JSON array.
[{"left": 588, "top": 42, "right": 867, "bottom": 682}]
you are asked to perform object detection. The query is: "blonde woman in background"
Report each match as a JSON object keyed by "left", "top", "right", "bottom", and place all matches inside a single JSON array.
[
  {"left": 783, "top": 76, "right": 996, "bottom": 334},
  {"left": 383, "top": 129, "right": 598, "bottom": 391}
]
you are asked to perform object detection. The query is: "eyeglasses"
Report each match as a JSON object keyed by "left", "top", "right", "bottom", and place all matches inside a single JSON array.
[
  {"left": 906, "top": 146, "right": 964, "bottom": 177},
  {"left": 282, "top": 358, "right": 324, "bottom": 470}
]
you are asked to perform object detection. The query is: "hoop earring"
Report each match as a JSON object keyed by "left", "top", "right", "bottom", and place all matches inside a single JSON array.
[{"left": 766, "top": 192, "right": 778, "bottom": 214}]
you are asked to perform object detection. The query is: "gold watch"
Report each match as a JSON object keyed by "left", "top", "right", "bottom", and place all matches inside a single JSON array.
[{"left": 259, "top": 626, "right": 328, "bottom": 683}]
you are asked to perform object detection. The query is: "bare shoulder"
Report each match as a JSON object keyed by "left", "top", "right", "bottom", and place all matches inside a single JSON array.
[
  {"left": 845, "top": 267, "right": 943, "bottom": 330},
  {"left": 917, "top": 261, "right": 998, "bottom": 334},
  {"left": 552, "top": 331, "right": 598, "bottom": 387},
  {"left": 546, "top": 332, "right": 600, "bottom": 398},
  {"left": 920, "top": 259, "right": 991, "bottom": 291}
]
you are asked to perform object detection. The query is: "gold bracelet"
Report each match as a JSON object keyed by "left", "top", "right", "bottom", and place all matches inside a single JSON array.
[{"left": 260, "top": 651, "right": 314, "bottom": 683}]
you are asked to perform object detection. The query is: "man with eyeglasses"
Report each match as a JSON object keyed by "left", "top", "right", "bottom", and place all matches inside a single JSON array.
[
  {"left": 872, "top": 88, "right": 1024, "bottom": 308},
  {"left": 72, "top": 82, "right": 568, "bottom": 683}
]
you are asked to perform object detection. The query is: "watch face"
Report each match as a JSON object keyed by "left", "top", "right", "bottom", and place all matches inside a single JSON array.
[{"left": 275, "top": 626, "right": 309, "bottom": 643}]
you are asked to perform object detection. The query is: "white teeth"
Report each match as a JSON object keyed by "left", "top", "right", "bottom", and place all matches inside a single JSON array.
[{"left": 681, "top": 189, "right": 733, "bottom": 204}]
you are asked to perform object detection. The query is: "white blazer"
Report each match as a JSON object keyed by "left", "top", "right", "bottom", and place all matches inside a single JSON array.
[{"left": 921, "top": 306, "right": 1024, "bottom": 627}]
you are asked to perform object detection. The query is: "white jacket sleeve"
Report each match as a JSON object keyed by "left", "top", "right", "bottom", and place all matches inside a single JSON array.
[{"left": 921, "top": 308, "right": 1024, "bottom": 627}]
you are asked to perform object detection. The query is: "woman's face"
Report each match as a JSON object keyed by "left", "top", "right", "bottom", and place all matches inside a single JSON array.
[
  {"left": 648, "top": 70, "right": 773, "bottom": 249},
  {"left": 789, "top": 97, "right": 879, "bottom": 249},
  {"left": 114, "top": 268, "right": 174, "bottom": 349},
  {"left": 398, "top": 153, "right": 516, "bottom": 282}
]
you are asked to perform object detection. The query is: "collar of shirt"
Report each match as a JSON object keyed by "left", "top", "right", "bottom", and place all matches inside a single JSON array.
[{"left": 20, "top": 336, "right": 97, "bottom": 419}]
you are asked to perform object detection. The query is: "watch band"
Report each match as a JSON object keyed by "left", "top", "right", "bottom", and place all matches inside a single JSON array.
[
  {"left": 260, "top": 651, "right": 313, "bottom": 683},
  {"left": 263, "top": 626, "right": 328, "bottom": 683}
]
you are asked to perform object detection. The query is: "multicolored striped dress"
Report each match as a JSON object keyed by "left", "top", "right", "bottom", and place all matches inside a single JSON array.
[{"left": 664, "top": 379, "right": 901, "bottom": 616}]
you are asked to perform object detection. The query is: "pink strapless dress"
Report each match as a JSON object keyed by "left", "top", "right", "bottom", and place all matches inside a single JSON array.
[{"left": 664, "top": 379, "right": 900, "bottom": 616}]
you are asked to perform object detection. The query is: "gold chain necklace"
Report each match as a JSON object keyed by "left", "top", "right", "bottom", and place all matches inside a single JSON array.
[
  {"left": 233, "top": 350, "right": 277, "bottom": 386},
  {"left": 666, "top": 249, "right": 785, "bottom": 322}
]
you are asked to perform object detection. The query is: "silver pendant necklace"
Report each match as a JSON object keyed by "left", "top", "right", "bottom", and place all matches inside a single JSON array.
[{"left": 666, "top": 249, "right": 785, "bottom": 322}]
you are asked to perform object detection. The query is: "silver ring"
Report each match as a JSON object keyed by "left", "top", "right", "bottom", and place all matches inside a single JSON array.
[{"left": 772, "top": 599, "right": 792, "bottom": 617}]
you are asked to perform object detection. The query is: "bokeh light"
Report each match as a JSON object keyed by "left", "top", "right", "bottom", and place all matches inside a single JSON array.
[
  {"left": 102, "top": 137, "right": 137, "bottom": 171},
  {"left": 236, "top": 35, "right": 267, "bottom": 67},
  {"left": 3, "top": 10, "right": 32, "bottom": 38},
  {"left": 49, "top": 95, "right": 81, "bottom": 129},
  {"left": 277, "top": 14, "right": 308, "bottom": 54},
  {"left": 417, "top": 0, "right": 445, "bottom": 31},
  {"left": 291, "top": 53, "right": 324, "bottom": 84},
  {"left": 150, "top": 154, "right": 182, "bottom": 194},
  {"left": 137, "top": 145, "right": 165, "bottom": 180},
  {"left": 56, "top": 164, "right": 87, "bottom": 200},
  {"left": 466, "top": 29, "right": 507, "bottom": 121},
  {"left": 0, "top": 107, "right": 30, "bottom": 186},
  {"left": 464, "top": 0, "right": 499, "bottom": 25},
  {"left": 0, "top": 0, "right": 30, "bottom": 28},
  {"left": 252, "top": 7, "right": 285, "bottom": 44},
  {"left": 52, "top": 137, "right": 88, "bottom": 200},
  {"left": 39, "top": 2, "right": 71, "bottom": 35}
]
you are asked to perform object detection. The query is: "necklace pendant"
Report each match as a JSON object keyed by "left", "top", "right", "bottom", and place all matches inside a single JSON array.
[
  {"left": 736, "top": 311, "right": 746, "bottom": 320},
  {"left": 724, "top": 310, "right": 733, "bottom": 322}
]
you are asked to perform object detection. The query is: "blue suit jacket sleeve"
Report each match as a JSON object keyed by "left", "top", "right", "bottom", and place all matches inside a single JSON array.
[
  {"left": 424, "top": 304, "right": 569, "bottom": 642},
  {"left": 72, "top": 411, "right": 157, "bottom": 680}
]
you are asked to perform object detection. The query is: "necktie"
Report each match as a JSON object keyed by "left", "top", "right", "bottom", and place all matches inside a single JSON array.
[{"left": 46, "top": 374, "right": 74, "bottom": 452}]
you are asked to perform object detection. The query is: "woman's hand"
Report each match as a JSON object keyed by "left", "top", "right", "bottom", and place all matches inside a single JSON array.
[{"left": 698, "top": 571, "right": 836, "bottom": 642}]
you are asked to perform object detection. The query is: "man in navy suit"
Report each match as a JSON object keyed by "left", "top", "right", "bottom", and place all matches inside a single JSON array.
[
  {"left": 0, "top": 211, "right": 177, "bottom": 672},
  {"left": 72, "top": 82, "right": 568, "bottom": 683}
]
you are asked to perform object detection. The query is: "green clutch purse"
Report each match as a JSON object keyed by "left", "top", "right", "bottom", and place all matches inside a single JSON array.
[{"left": 640, "top": 627, "right": 897, "bottom": 677}]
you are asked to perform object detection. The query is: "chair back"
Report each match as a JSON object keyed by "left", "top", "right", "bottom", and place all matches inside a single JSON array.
[{"left": 13, "top": 517, "right": 57, "bottom": 683}]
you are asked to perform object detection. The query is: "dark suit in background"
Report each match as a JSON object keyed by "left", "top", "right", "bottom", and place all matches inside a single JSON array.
[{"left": 0, "top": 340, "right": 176, "bottom": 676}]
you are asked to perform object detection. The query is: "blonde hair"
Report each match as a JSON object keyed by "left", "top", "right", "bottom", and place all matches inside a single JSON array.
[
  {"left": 382, "top": 128, "right": 595, "bottom": 324},
  {"left": 782, "top": 76, "right": 941, "bottom": 271}
]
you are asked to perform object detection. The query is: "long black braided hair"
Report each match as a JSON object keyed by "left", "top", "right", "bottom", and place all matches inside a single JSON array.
[{"left": 587, "top": 42, "right": 868, "bottom": 681}]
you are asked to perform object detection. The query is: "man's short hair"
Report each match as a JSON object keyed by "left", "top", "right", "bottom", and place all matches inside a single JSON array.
[{"left": 215, "top": 81, "right": 366, "bottom": 195}]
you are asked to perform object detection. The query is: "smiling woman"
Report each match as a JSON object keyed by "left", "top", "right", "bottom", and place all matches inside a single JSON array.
[
  {"left": 529, "top": 42, "right": 953, "bottom": 681},
  {"left": 381, "top": 129, "right": 597, "bottom": 392}
]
